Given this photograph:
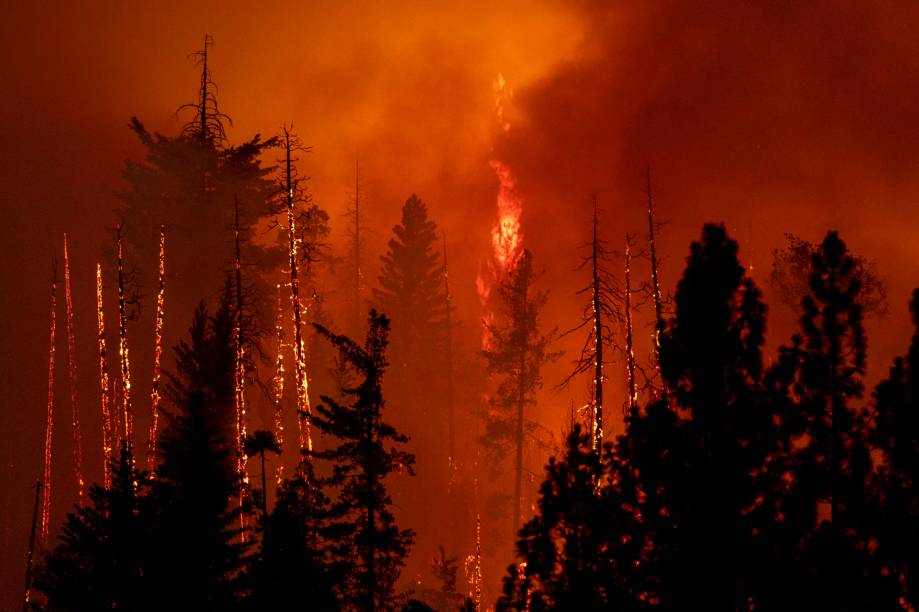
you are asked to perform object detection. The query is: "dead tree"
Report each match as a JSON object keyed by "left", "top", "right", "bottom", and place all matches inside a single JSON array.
[
  {"left": 558, "top": 197, "right": 621, "bottom": 449},
  {"left": 646, "top": 169, "right": 665, "bottom": 373}
]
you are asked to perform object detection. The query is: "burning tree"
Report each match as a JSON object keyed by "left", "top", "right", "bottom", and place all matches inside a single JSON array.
[
  {"left": 481, "top": 249, "right": 558, "bottom": 542},
  {"left": 558, "top": 198, "right": 621, "bottom": 450},
  {"left": 311, "top": 310, "right": 415, "bottom": 611}
]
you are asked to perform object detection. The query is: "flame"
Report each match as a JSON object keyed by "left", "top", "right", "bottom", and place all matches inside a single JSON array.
[
  {"left": 286, "top": 202, "right": 313, "bottom": 452},
  {"left": 96, "top": 263, "right": 114, "bottom": 488},
  {"left": 41, "top": 267, "right": 57, "bottom": 543},
  {"left": 488, "top": 160, "right": 524, "bottom": 272},
  {"left": 116, "top": 226, "right": 133, "bottom": 450},
  {"left": 477, "top": 74, "right": 525, "bottom": 351},
  {"left": 63, "top": 234, "right": 84, "bottom": 503},
  {"left": 148, "top": 226, "right": 166, "bottom": 472},
  {"left": 273, "top": 283, "right": 286, "bottom": 485}
]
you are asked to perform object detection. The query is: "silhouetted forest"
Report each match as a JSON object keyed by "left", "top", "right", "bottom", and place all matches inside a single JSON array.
[{"left": 17, "top": 38, "right": 919, "bottom": 612}]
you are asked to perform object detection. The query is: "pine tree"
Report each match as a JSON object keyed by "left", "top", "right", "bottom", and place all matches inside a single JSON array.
[
  {"left": 311, "top": 310, "right": 416, "bottom": 611},
  {"left": 151, "top": 294, "right": 251, "bottom": 610},
  {"left": 248, "top": 459, "right": 343, "bottom": 610},
  {"left": 496, "top": 425, "right": 644, "bottom": 611},
  {"left": 481, "top": 249, "right": 558, "bottom": 542},
  {"left": 118, "top": 37, "right": 278, "bottom": 358},
  {"left": 624, "top": 224, "right": 776, "bottom": 608},
  {"left": 871, "top": 288, "right": 919, "bottom": 607},
  {"left": 773, "top": 231, "right": 889, "bottom": 608},
  {"left": 35, "top": 450, "right": 153, "bottom": 611},
  {"left": 373, "top": 194, "right": 445, "bottom": 394}
]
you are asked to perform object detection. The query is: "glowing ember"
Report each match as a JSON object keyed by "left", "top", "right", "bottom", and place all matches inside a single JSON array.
[
  {"left": 116, "top": 225, "right": 133, "bottom": 450},
  {"left": 62, "top": 234, "right": 84, "bottom": 503},
  {"left": 147, "top": 226, "right": 166, "bottom": 472},
  {"left": 273, "top": 283, "right": 286, "bottom": 484},
  {"left": 282, "top": 130, "right": 313, "bottom": 453},
  {"left": 41, "top": 264, "right": 57, "bottom": 543},
  {"left": 96, "top": 263, "right": 114, "bottom": 488}
]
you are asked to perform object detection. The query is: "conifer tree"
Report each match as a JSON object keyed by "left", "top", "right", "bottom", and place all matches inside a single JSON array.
[
  {"left": 772, "top": 231, "right": 889, "bottom": 608},
  {"left": 373, "top": 194, "right": 445, "bottom": 394},
  {"left": 871, "top": 288, "right": 919, "bottom": 607},
  {"left": 496, "top": 425, "right": 644, "bottom": 611},
  {"left": 248, "top": 459, "right": 343, "bottom": 610},
  {"left": 311, "top": 310, "right": 415, "bottom": 611},
  {"left": 35, "top": 450, "right": 152, "bottom": 611},
  {"left": 481, "top": 249, "right": 558, "bottom": 541},
  {"left": 624, "top": 224, "right": 775, "bottom": 608}
]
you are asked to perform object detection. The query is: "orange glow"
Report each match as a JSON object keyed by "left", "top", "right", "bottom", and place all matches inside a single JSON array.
[
  {"left": 41, "top": 266, "right": 56, "bottom": 543},
  {"left": 96, "top": 263, "right": 114, "bottom": 489},
  {"left": 273, "top": 283, "right": 286, "bottom": 485},
  {"left": 116, "top": 226, "right": 133, "bottom": 450},
  {"left": 62, "top": 234, "right": 84, "bottom": 503},
  {"left": 148, "top": 226, "right": 166, "bottom": 472}
]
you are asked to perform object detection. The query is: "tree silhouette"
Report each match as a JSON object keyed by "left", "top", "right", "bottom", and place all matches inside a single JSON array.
[
  {"left": 496, "top": 425, "right": 644, "bottom": 611},
  {"left": 35, "top": 450, "right": 153, "bottom": 611},
  {"left": 248, "top": 459, "right": 343, "bottom": 610},
  {"left": 481, "top": 249, "right": 559, "bottom": 542},
  {"left": 311, "top": 310, "right": 415, "bottom": 611},
  {"left": 871, "top": 288, "right": 919, "bottom": 607},
  {"left": 243, "top": 430, "right": 281, "bottom": 522},
  {"left": 373, "top": 194, "right": 446, "bottom": 397},
  {"left": 625, "top": 224, "right": 775, "bottom": 608},
  {"left": 771, "top": 231, "right": 891, "bottom": 608}
]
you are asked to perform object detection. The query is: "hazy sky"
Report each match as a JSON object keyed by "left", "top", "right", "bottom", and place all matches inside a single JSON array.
[{"left": 3, "top": 1, "right": 919, "bottom": 605}]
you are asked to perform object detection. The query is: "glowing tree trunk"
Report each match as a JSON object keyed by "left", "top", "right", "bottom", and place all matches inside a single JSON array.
[
  {"left": 590, "top": 199, "right": 605, "bottom": 449},
  {"left": 116, "top": 225, "right": 133, "bottom": 450},
  {"left": 62, "top": 234, "right": 84, "bottom": 503},
  {"left": 147, "top": 225, "right": 166, "bottom": 472},
  {"left": 233, "top": 198, "right": 249, "bottom": 535},
  {"left": 273, "top": 283, "right": 286, "bottom": 484},
  {"left": 96, "top": 264, "right": 114, "bottom": 488},
  {"left": 624, "top": 237, "right": 638, "bottom": 414},
  {"left": 22, "top": 480, "right": 42, "bottom": 611},
  {"left": 281, "top": 128, "right": 312, "bottom": 452},
  {"left": 646, "top": 170, "right": 664, "bottom": 373},
  {"left": 41, "top": 263, "right": 57, "bottom": 543}
]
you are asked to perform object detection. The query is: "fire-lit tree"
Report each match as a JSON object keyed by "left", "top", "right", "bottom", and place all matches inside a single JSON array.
[
  {"left": 117, "top": 36, "right": 278, "bottom": 359},
  {"left": 373, "top": 194, "right": 446, "bottom": 394},
  {"left": 481, "top": 249, "right": 558, "bottom": 543},
  {"left": 311, "top": 310, "right": 415, "bottom": 611}
]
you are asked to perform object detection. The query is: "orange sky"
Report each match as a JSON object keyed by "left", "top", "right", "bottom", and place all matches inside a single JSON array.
[{"left": 3, "top": 1, "right": 919, "bottom": 606}]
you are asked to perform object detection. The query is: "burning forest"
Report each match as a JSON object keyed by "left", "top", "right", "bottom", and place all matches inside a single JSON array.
[{"left": 4, "top": 2, "right": 919, "bottom": 611}]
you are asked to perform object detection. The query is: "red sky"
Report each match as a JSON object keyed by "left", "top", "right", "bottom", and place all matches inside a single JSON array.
[{"left": 3, "top": 1, "right": 919, "bottom": 606}]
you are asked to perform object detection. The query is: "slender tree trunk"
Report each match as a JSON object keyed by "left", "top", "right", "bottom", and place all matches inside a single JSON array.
[
  {"left": 591, "top": 197, "right": 604, "bottom": 449},
  {"left": 63, "top": 234, "right": 83, "bottom": 503},
  {"left": 22, "top": 480, "right": 41, "bottom": 612},
  {"left": 116, "top": 225, "right": 133, "bottom": 450},
  {"left": 646, "top": 170, "right": 664, "bottom": 374},
  {"left": 625, "top": 237, "right": 638, "bottom": 413}
]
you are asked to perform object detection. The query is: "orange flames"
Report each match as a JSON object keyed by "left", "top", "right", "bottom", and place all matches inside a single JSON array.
[
  {"left": 96, "top": 263, "right": 114, "bottom": 489},
  {"left": 63, "top": 234, "right": 84, "bottom": 503},
  {"left": 116, "top": 226, "right": 133, "bottom": 450},
  {"left": 41, "top": 265, "right": 57, "bottom": 543},
  {"left": 148, "top": 226, "right": 166, "bottom": 472},
  {"left": 273, "top": 283, "right": 286, "bottom": 485},
  {"left": 477, "top": 74, "right": 525, "bottom": 350}
]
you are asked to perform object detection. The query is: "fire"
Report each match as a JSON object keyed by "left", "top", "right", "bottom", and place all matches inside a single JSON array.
[
  {"left": 488, "top": 160, "right": 524, "bottom": 272},
  {"left": 148, "top": 226, "right": 166, "bottom": 472},
  {"left": 286, "top": 189, "right": 313, "bottom": 453},
  {"left": 96, "top": 263, "right": 114, "bottom": 488},
  {"left": 273, "top": 283, "right": 286, "bottom": 484},
  {"left": 63, "top": 234, "right": 84, "bottom": 503},
  {"left": 41, "top": 264, "right": 57, "bottom": 543},
  {"left": 477, "top": 74, "right": 525, "bottom": 350},
  {"left": 116, "top": 225, "right": 133, "bottom": 450}
]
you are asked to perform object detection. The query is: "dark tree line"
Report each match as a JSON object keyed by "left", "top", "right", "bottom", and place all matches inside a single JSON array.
[
  {"left": 498, "top": 225, "right": 919, "bottom": 611},
  {"left": 33, "top": 291, "right": 419, "bottom": 611}
]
